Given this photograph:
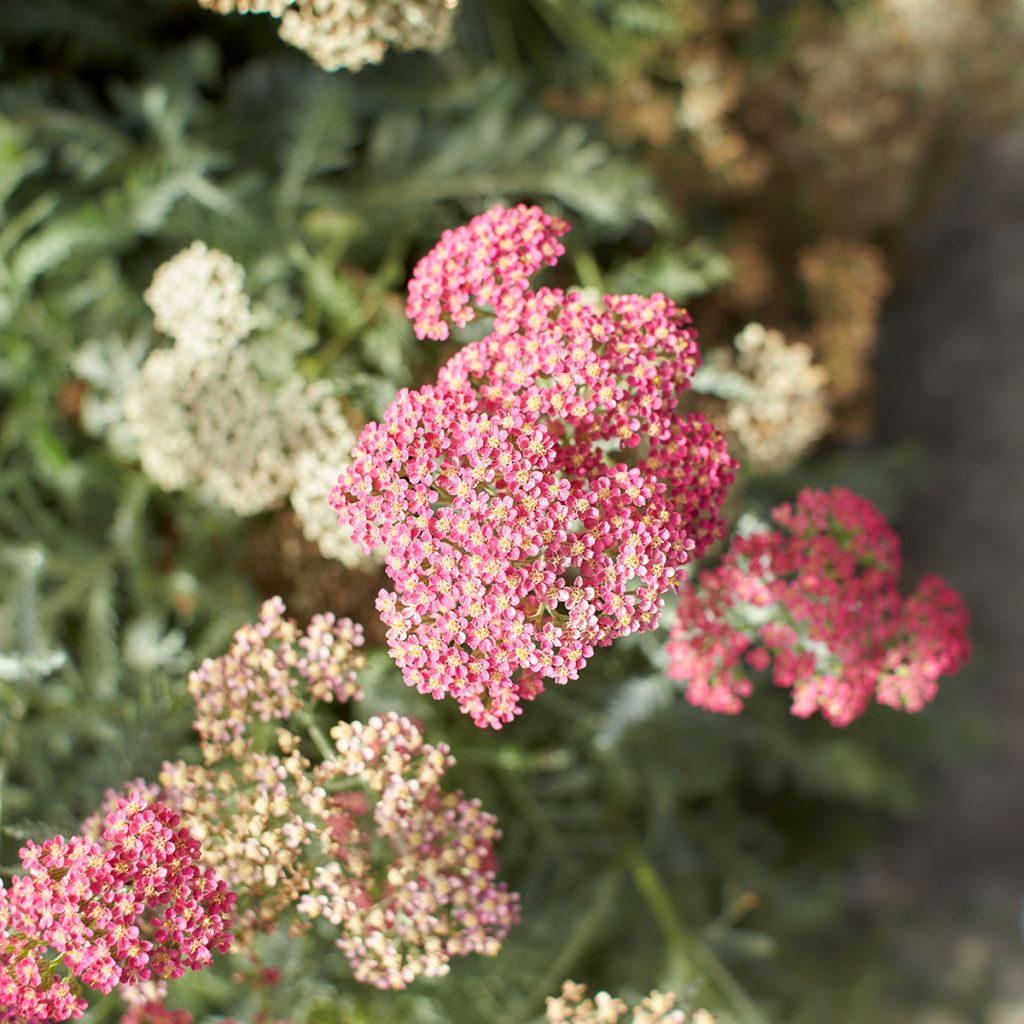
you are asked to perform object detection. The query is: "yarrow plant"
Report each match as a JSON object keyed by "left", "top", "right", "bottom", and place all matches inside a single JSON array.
[
  {"left": 332, "top": 205, "right": 737, "bottom": 728},
  {"left": 667, "top": 487, "right": 971, "bottom": 726},
  {"left": 143, "top": 599, "right": 517, "bottom": 987},
  {"left": 0, "top": 793, "right": 234, "bottom": 1023},
  {"left": 545, "top": 981, "right": 715, "bottom": 1024}
]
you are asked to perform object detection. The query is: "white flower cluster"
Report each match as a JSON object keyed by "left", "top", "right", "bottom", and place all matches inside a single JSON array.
[
  {"left": 708, "top": 322, "right": 830, "bottom": 474},
  {"left": 144, "top": 241, "right": 253, "bottom": 355},
  {"left": 197, "top": 0, "right": 462, "bottom": 72},
  {"left": 125, "top": 242, "right": 368, "bottom": 564}
]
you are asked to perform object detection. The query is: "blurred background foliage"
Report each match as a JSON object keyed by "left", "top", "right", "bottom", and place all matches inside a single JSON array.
[{"left": 1, "top": 0, "right": 1020, "bottom": 1021}]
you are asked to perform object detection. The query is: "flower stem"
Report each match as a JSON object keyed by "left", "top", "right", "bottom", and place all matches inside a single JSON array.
[{"left": 627, "top": 845, "right": 770, "bottom": 1024}]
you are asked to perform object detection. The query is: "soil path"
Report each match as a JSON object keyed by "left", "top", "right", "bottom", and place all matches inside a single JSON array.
[{"left": 878, "top": 121, "right": 1024, "bottom": 1017}]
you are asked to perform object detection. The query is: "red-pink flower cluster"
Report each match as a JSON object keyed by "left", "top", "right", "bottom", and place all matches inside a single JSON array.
[
  {"left": 0, "top": 793, "right": 234, "bottom": 1023},
  {"left": 667, "top": 487, "right": 971, "bottom": 726},
  {"left": 406, "top": 203, "right": 569, "bottom": 340},
  {"left": 333, "top": 206, "right": 736, "bottom": 728}
]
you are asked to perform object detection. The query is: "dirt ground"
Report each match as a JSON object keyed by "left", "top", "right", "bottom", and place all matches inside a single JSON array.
[{"left": 877, "top": 121, "right": 1024, "bottom": 1021}]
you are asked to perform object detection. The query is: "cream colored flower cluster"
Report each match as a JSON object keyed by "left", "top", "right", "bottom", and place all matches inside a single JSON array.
[
  {"left": 197, "top": 0, "right": 461, "bottom": 72},
  {"left": 125, "top": 243, "right": 366, "bottom": 563},
  {"left": 144, "top": 240, "right": 253, "bottom": 355},
  {"left": 546, "top": 981, "right": 714, "bottom": 1024},
  {"left": 775, "top": 0, "right": 1024, "bottom": 230},
  {"left": 798, "top": 238, "right": 891, "bottom": 409},
  {"left": 716, "top": 322, "right": 830, "bottom": 473},
  {"left": 125, "top": 345, "right": 308, "bottom": 516},
  {"left": 301, "top": 713, "right": 518, "bottom": 988},
  {"left": 151, "top": 599, "right": 518, "bottom": 987}
]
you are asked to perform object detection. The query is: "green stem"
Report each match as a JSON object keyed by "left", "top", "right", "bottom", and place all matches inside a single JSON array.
[
  {"left": 573, "top": 247, "right": 606, "bottom": 293},
  {"left": 299, "top": 711, "right": 335, "bottom": 762},
  {"left": 627, "top": 846, "right": 770, "bottom": 1024},
  {"left": 520, "top": 865, "right": 625, "bottom": 1017}
]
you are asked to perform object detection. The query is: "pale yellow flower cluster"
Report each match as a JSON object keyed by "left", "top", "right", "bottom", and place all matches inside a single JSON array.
[
  {"left": 126, "top": 242, "right": 368, "bottom": 563},
  {"left": 147, "top": 599, "right": 517, "bottom": 988},
  {"left": 197, "top": 0, "right": 461, "bottom": 72},
  {"left": 717, "top": 322, "right": 830, "bottom": 473},
  {"left": 799, "top": 239, "right": 891, "bottom": 409},
  {"left": 546, "top": 981, "right": 714, "bottom": 1024}
]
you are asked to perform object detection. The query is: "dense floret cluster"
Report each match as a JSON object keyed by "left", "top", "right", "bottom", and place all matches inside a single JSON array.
[
  {"left": 301, "top": 713, "right": 518, "bottom": 988},
  {"left": 188, "top": 596, "right": 365, "bottom": 761},
  {"left": 143, "top": 241, "right": 253, "bottom": 355},
  {"left": 705, "top": 321, "right": 831, "bottom": 473},
  {"left": 196, "top": 0, "right": 461, "bottom": 71},
  {"left": 154, "top": 601, "right": 517, "bottom": 986},
  {"left": 406, "top": 204, "right": 570, "bottom": 340},
  {"left": 333, "top": 205, "right": 736, "bottom": 728},
  {"left": 668, "top": 487, "right": 971, "bottom": 725},
  {"left": 126, "top": 245, "right": 369, "bottom": 564},
  {"left": 546, "top": 980, "right": 715, "bottom": 1024},
  {"left": 0, "top": 794, "right": 234, "bottom": 1022}
]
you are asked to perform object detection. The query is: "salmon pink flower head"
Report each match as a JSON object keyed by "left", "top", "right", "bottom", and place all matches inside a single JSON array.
[
  {"left": 667, "top": 487, "right": 971, "bottom": 726},
  {"left": 333, "top": 206, "right": 736, "bottom": 728},
  {"left": 406, "top": 203, "right": 569, "bottom": 340},
  {"left": 0, "top": 794, "right": 234, "bottom": 1023}
]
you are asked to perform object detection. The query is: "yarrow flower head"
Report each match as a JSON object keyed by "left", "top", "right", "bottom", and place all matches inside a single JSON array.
[
  {"left": 299, "top": 713, "right": 518, "bottom": 988},
  {"left": 0, "top": 794, "right": 234, "bottom": 1023},
  {"left": 196, "top": 0, "right": 462, "bottom": 72},
  {"left": 703, "top": 322, "right": 830, "bottom": 473},
  {"left": 129, "top": 245, "right": 370, "bottom": 564},
  {"left": 188, "top": 596, "right": 365, "bottom": 762},
  {"left": 332, "top": 205, "right": 736, "bottom": 728},
  {"left": 667, "top": 487, "right": 971, "bottom": 725},
  {"left": 143, "top": 241, "right": 253, "bottom": 355},
  {"left": 545, "top": 980, "right": 715, "bottom": 1024},
  {"left": 406, "top": 203, "right": 569, "bottom": 340},
  {"left": 152, "top": 601, "right": 517, "bottom": 985}
]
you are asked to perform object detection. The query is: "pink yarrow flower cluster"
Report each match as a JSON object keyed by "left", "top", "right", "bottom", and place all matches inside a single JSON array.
[
  {"left": 406, "top": 203, "right": 569, "bottom": 340},
  {"left": 333, "top": 205, "right": 736, "bottom": 728},
  {"left": 667, "top": 487, "right": 971, "bottom": 726},
  {"left": 0, "top": 793, "right": 234, "bottom": 1023}
]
